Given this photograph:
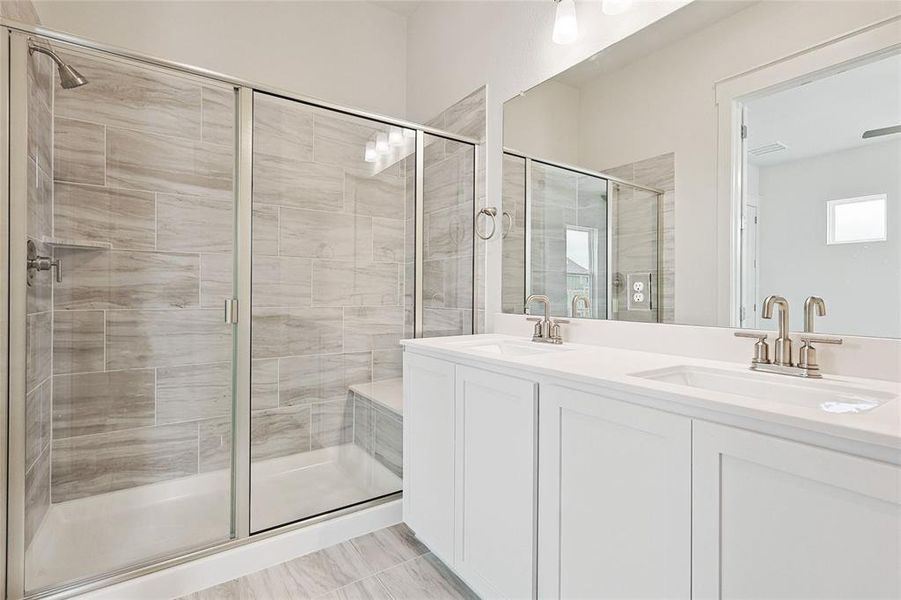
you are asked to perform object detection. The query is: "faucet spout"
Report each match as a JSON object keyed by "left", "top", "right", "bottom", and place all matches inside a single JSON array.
[
  {"left": 804, "top": 296, "right": 826, "bottom": 333},
  {"left": 762, "top": 295, "right": 792, "bottom": 366}
]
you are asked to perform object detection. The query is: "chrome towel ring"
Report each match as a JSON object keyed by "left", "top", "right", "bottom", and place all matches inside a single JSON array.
[{"left": 476, "top": 207, "right": 499, "bottom": 240}]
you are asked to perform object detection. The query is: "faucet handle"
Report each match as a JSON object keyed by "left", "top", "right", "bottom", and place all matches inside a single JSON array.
[
  {"left": 553, "top": 319, "right": 570, "bottom": 325},
  {"left": 734, "top": 331, "right": 768, "bottom": 340},
  {"left": 734, "top": 331, "right": 771, "bottom": 364},
  {"left": 799, "top": 335, "right": 842, "bottom": 345},
  {"left": 525, "top": 317, "right": 543, "bottom": 321}
]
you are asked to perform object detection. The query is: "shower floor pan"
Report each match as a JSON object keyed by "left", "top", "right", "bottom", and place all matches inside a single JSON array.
[{"left": 25, "top": 443, "right": 401, "bottom": 592}]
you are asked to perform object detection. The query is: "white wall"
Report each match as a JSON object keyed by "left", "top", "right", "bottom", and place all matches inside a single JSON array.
[
  {"left": 572, "top": 0, "right": 901, "bottom": 326},
  {"left": 503, "top": 80, "right": 580, "bottom": 164},
  {"left": 757, "top": 141, "right": 901, "bottom": 339},
  {"left": 405, "top": 0, "right": 689, "bottom": 330},
  {"left": 33, "top": 0, "right": 408, "bottom": 116}
]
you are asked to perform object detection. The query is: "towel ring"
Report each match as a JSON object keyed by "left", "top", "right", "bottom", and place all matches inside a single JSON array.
[{"left": 476, "top": 207, "right": 498, "bottom": 240}]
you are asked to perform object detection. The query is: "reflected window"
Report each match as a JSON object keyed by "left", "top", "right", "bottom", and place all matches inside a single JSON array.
[
  {"left": 565, "top": 226, "right": 597, "bottom": 314},
  {"left": 826, "top": 194, "right": 887, "bottom": 245}
]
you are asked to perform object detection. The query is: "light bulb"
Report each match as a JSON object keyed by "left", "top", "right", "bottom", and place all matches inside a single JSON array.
[
  {"left": 602, "top": 0, "right": 632, "bottom": 15},
  {"left": 375, "top": 132, "right": 390, "bottom": 154},
  {"left": 552, "top": 0, "right": 579, "bottom": 45},
  {"left": 364, "top": 141, "right": 377, "bottom": 163},
  {"left": 388, "top": 126, "right": 404, "bottom": 147}
]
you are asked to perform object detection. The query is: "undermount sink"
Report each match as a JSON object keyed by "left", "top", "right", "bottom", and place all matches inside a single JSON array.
[
  {"left": 457, "top": 339, "right": 572, "bottom": 357},
  {"left": 632, "top": 365, "right": 896, "bottom": 414}
]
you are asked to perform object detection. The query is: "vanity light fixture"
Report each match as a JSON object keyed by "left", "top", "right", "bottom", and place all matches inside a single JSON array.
[
  {"left": 602, "top": 0, "right": 632, "bottom": 15},
  {"left": 364, "top": 141, "right": 377, "bottom": 163},
  {"left": 552, "top": 0, "right": 579, "bottom": 45}
]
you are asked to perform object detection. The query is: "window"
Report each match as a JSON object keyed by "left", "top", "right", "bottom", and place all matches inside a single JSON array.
[
  {"left": 826, "top": 194, "right": 887, "bottom": 245},
  {"left": 565, "top": 226, "right": 597, "bottom": 316}
]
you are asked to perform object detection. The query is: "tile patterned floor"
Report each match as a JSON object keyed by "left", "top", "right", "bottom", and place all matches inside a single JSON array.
[{"left": 180, "top": 524, "right": 478, "bottom": 599}]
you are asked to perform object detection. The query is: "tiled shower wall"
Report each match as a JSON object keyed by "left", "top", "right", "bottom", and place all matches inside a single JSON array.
[
  {"left": 47, "top": 47, "right": 237, "bottom": 505},
  {"left": 604, "top": 153, "right": 675, "bottom": 324},
  {"left": 24, "top": 37, "right": 53, "bottom": 549},
  {"left": 248, "top": 94, "right": 410, "bottom": 462},
  {"left": 501, "top": 154, "right": 526, "bottom": 314}
]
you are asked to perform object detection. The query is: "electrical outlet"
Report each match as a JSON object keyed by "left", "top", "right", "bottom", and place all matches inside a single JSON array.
[{"left": 626, "top": 272, "right": 652, "bottom": 311}]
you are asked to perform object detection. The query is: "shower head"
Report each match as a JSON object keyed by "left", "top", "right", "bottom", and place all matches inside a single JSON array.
[{"left": 27, "top": 40, "right": 88, "bottom": 89}]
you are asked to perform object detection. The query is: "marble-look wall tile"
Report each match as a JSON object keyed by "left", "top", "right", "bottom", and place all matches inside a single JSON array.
[
  {"left": 106, "top": 127, "right": 233, "bottom": 198},
  {"left": 27, "top": 158, "right": 52, "bottom": 242},
  {"left": 106, "top": 309, "right": 231, "bottom": 370},
  {"left": 279, "top": 352, "right": 370, "bottom": 406},
  {"left": 157, "top": 362, "right": 231, "bottom": 423},
  {"left": 423, "top": 153, "right": 474, "bottom": 215},
  {"left": 200, "top": 253, "right": 232, "bottom": 309},
  {"left": 24, "top": 446, "right": 50, "bottom": 549},
  {"left": 251, "top": 405, "right": 311, "bottom": 462},
  {"left": 343, "top": 307, "right": 404, "bottom": 352},
  {"left": 25, "top": 379, "right": 51, "bottom": 470},
  {"left": 53, "top": 248, "right": 200, "bottom": 310},
  {"left": 55, "top": 50, "right": 202, "bottom": 140},
  {"left": 54, "top": 183, "right": 156, "bottom": 250},
  {"left": 279, "top": 208, "right": 371, "bottom": 260},
  {"left": 251, "top": 307, "right": 343, "bottom": 359},
  {"left": 345, "top": 175, "right": 405, "bottom": 219},
  {"left": 312, "top": 261, "right": 398, "bottom": 306},
  {"left": 254, "top": 93, "right": 314, "bottom": 161},
  {"left": 425, "top": 202, "right": 473, "bottom": 260},
  {"left": 442, "top": 86, "right": 486, "bottom": 141},
  {"left": 253, "top": 158, "right": 344, "bottom": 212},
  {"left": 252, "top": 359, "right": 279, "bottom": 410},
  {"left": 422, "top": 258, "right": 473, "bottom": 310},
  {"left": 156, "top": 194, "right": 233, "bottom": 253},
  {"left": 199, "top": 417, "right": 231, "bottom": 472},
  {"left": 374, "top": 406, "right": 402, "bottom": 478},
  {"left": 252, "top": 203, "right": 280, "bottom": 256},
  {"left": 372, "top": 349, "right": 402, "bottom": 381},
  {"left": 51, "top": 422, "right": 199, "bottom": 502},
  {"left": 422, "top": 308, "right": 472, "bottom": 338},
  {"left": 202, "top": 86, "right": 235, "bottom": 147},
  {"left": 53, "top": 310, "right": 105, "bottom": 374},
  {"left": 54, "top": 117, "right": 105, "bottom": 185},
  {"left": 372, "top": 218, "right": 404, "bottom": 263},
  {"left": 52, "top": 369, "right": 155, "bottom": 438},
  {"left": 352, "top": 396, "right": 373, "bottom": 453},
  {"left": 2, "top": 0, "right": 42, "bottom": 25},
  {"left": 27, "top": 64, "right": 52, "bottom": 175},
  {"left": 25, "top": 311, "right": 51, "bottom": 393},
  {"left": 252, "top": 255, "right": 312, "bottom": 307},
  {"left": 311, "top": 399, "right": 352, "bottom": 450}
]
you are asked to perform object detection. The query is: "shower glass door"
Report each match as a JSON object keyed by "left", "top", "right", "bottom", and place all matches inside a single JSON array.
[
  {"left": 16, "top": 33, "right": 237, "bottom": 594},
  {"left": 249, "top": 92, "right": 408, "bottom": 532}
]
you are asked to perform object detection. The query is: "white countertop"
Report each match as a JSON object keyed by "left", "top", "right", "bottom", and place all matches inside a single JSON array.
[{"left": 403, "top": 334, "right": 901, "bottom": 459}]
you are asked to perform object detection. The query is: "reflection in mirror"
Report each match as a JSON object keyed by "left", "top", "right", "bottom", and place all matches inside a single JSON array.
[{"left": 502, "top": 0, "right": 900, "bottom": 338}]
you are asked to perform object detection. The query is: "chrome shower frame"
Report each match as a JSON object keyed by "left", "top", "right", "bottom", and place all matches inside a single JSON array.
[{"left": 1, "top": 18, "right": 480, "bottom": 600}]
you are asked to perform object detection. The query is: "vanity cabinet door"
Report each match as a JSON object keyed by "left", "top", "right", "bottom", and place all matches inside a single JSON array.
[
  {"left": 403, "top": 352, "right": 456, "bottom": 565},
  {"left": 455, "top": 365, "right": 538, "bottom": 599},
  {"left": 692, "top": 421, "right": 901, "bottom": 600},
  {"left": 538, "top": 384, "right": 691, "bottom": 600}
]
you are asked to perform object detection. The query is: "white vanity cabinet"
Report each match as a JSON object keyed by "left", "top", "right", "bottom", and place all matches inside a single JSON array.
[
  {"left": 454, "top": 366, "right": 537, "bottom": 599},
  {"left": 403, "top": 352, "right": 456, "bottom": 564},
  {"left": 692, "top": 421, "right": 901, "bottom": 600},
  {"left": 537, "top": 384, "right": 692, "bottom": 599}
]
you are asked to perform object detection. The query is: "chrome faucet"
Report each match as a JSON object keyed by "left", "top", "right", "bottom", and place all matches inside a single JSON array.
[
  {"left": 526, "top": 294, "right": 568, "bottom": 344},
  {"left": 762, "top": 295, "right": 792, "bottom": 366},
  {"left": 735, "top": 295, "right": 842, "bottom": 379},
  {"left": 571, "top": 294, "right": 591, "bottom": 318}
]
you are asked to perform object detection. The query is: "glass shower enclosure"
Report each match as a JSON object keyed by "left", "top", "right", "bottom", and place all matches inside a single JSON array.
[{"left": 2, "top": 24, "right": 478, "bottom": 599}]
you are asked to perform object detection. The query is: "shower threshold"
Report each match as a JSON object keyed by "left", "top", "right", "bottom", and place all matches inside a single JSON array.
[{"left": 25, "top": 443, "right": 401, "bottom": 593}]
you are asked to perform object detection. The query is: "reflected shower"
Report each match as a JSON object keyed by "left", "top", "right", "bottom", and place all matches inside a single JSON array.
[{"left": 27, "top": 39, "right": 88, "bottom": 88}]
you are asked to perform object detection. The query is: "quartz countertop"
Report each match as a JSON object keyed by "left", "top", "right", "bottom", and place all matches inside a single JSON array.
[{"left": 402, "top": 334, "right": 901, "bottom": 459}]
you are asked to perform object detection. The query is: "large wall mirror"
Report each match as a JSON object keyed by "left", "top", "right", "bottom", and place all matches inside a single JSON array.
[{"left": 502, "top": 0, "right": 901, "bottom": 339}]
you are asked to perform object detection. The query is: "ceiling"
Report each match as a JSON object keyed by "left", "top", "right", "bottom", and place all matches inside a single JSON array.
[
  {"left": 371, "top": 0, "right": 422, "bottom": 18},
  {"left": 746, "top": 52, "right": 901, "bottom": 167}
]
